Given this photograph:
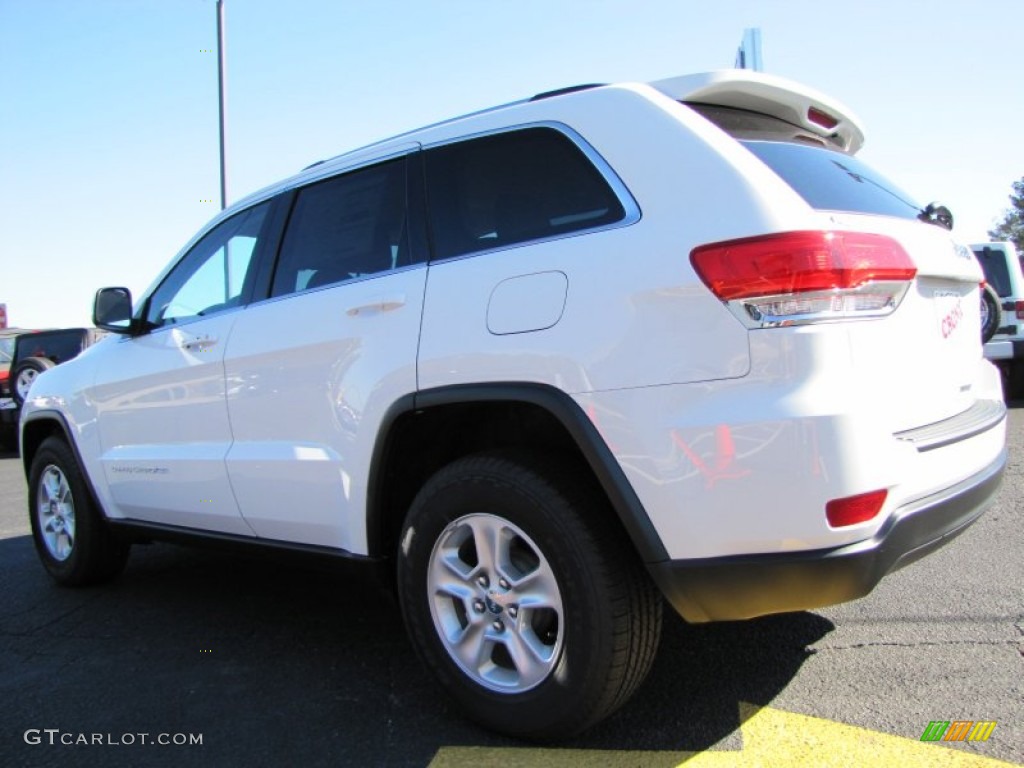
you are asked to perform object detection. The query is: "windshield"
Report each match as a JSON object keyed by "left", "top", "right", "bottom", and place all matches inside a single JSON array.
[{"left": 741, "top": 140, "right": 922, "bottom": 220}]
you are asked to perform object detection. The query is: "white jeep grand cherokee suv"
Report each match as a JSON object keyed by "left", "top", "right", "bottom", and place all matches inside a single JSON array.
[{"left": 20, "top": 70, "right": 1006, "bottom": 739}]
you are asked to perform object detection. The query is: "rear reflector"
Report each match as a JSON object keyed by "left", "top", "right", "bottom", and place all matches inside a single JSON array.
[
  {"left": 690, "top": 231, "right": 916, "bottom": 327},
  {"left": 826, "top": 489, "right": 888, "bottom": 528}
]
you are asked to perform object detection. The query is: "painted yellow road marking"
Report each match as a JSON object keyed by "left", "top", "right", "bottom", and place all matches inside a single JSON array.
[{"left": 429, "top": 702, "right": 1019, "bottom": 767}]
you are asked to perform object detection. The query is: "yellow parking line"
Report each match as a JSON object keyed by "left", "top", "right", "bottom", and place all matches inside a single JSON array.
[{"left": 429, "top": 703, "right": 1019, "bottom": 767}]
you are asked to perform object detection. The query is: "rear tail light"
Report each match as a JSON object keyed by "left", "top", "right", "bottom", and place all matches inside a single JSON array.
[
  {"left": 690, "top": 231, "right": 916, "bottom": 328},
  {"left": 1015, "top": 301, "right": 1024, "bottom": 320},
  {"left": 826, "top": 489, "right": 888, "bottom": 528}
]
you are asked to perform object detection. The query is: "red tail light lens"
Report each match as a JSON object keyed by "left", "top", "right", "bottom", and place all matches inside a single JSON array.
[
  {"left": 691, "top": 231, "right": 916, "bottom": 327},
  {"left": 826, "top": 489, "right": 888, "bottom": 528},
  {"left": 1015, "top": 301, "right": 1024, "bottom": 320},
  {"left": 691, "top": 231, "right": 915, "bottom": 301}
]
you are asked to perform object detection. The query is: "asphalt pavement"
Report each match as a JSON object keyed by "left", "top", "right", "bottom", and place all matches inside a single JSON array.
[{"left": 0, "top": 408, "right": 1021, "bottom": 767}]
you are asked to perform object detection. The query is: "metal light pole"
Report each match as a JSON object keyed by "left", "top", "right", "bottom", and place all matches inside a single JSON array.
[
  {"left": 735, "top": 28, "right": 764, "bottom": 72},
  {"left": 216, "top": 0, "right": 228, "bottom": 210}
]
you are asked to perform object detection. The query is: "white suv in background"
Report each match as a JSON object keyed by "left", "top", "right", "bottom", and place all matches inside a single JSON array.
[
  {"left": 20, "top": 70, "right": 1006, "bottom": 739},
  {"left": 973, "top": 241, "right": 1024, "bottom": 396}
]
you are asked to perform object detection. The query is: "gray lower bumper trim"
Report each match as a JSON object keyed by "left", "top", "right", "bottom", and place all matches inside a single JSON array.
[
  {"left": 893, "top": 399, "right": 1005, "bottom": 452},
  {"left": 648, "top": 449, "right": 1006, "bottom": 623}
]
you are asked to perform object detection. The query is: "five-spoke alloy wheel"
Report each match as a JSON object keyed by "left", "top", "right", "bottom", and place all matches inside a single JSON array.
[
  {"left": 28, "top": 437, "right": 130, "bottom": 585},
  {"left": 398, "top": 453, "right": 662, "bottom": 740},
  {"left": 36, "top": 463, "right": 76, "bottom": 561},
  {"left": 427, "top": 512, "right": 564, "bottom": 693}
]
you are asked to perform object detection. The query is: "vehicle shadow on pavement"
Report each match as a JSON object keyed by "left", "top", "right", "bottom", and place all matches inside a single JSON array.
[{"left": 0, "top": 534, "right": 833, "bottom": 767}]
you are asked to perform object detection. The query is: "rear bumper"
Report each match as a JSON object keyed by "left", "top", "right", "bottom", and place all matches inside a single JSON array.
[
  {"left": 648, "top": 448, "right": 1006, "bottom": 623},
  {"left": 983, "top": 337, "right": 1024, "bottom": 361},
  {"left": 0, "top": 399, "right": 18, "bottom": 448}
]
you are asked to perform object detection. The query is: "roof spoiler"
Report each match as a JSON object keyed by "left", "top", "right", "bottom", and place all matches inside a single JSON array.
[{"left": 650, "top": 70, "right": 866, "bottom": 154}]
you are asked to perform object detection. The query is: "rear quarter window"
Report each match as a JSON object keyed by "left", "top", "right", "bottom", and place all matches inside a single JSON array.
[{"left": 424, "top": 127, "right": 629, "bottom": 260}]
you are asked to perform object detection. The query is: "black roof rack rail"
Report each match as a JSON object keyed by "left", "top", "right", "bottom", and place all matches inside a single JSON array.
[{"left": 530, "top": 83, "right": 605, "bottom": 101}]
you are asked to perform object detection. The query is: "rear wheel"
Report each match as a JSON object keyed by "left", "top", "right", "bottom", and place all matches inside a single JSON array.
[
  {"left": 12, "top": 356, "right": 55, "bottom": 405},
  {"left": 980, "top": 283, "right": 1001, "bottom": 344},
  {"left": 397, "top": 453, "right": 662, "bottom": 740},
  {"left": 28, "top": 437, "right": 129, "bottom": 585}
]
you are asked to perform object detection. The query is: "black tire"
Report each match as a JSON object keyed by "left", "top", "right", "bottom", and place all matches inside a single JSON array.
[
  {"left": 397, "top": 453, "right": 662, "bottom": 740},
  {"left": 12, "top": 356, "right": 55, "bottom": 405},
  {"left": 980, "top": 283, "right": 1002, "bottom": 345},
  {"left": 28, "top": 437, "right": 130, "bottom": 586}
]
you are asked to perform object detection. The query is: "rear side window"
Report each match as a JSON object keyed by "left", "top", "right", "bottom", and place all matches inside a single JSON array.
[
  {"left": 974, "top": 247, "right": 1012, "bottom": 298},
  {"left": 741, "top": 141, "right": 922, "bottom": 220},
  {"left": 271, "top": 157, "right": 412, "bottom": 297},
  {"left": 424, "top": 127, "right": 627, "bottom": 260}
]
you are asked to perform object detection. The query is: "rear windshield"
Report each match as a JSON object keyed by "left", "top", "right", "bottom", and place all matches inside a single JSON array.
[
  {"left": 687, "top": 103, "right": 922, "bottom": 220},
  {"left": 973, "top": 247, "right": 1012, "bottom": 297},
  {"left": 741, "top": 140, "right": 922, "bottom": 220}
]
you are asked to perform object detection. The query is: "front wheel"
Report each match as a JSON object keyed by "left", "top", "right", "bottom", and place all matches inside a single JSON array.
[
  {"left": 397, "top": 453, "right": 662, "bottom": 740},
  {"left": 28, "top": 437, "right": 130, "bottom": 585}
]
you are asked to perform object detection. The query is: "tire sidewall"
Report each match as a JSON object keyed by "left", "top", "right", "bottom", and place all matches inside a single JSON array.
[
  {"left": 28, "top": 439, "right": 110, "bottom": 584},
  {"left": 981, "top": 284, "right": 1001, "bottom": 344},
  {"left": 13, "top": 357, "right": 54, "bottom": 405},
  {"left": 397, "top": 459, "right": 617, "bottom": 737}
]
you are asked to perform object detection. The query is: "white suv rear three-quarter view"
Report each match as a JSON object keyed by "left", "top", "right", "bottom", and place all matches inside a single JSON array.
[{"left": 20, "top": 69, "right": 1005, "bottom": 740}]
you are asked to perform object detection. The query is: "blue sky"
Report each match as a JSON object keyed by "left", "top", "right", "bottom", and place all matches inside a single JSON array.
[{"left": 2, "top": 0, "right": 1023, "bottom": 328}]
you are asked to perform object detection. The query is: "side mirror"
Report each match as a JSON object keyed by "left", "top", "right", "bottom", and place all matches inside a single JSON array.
[{"left": 93, "top": 287, "right": 134, "bottom": 334}]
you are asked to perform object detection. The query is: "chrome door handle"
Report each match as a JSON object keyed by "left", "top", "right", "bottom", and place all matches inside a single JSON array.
[
  {"left": 180, "top": 336, "right": 217, "bottom": 352},
  {"left": 346, "top": 294, "right": 406, "bottom": 317}
]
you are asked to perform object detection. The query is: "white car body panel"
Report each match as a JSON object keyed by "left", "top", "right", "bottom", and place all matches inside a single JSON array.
[
  {"left": 222, "top": 266, "right": 428, "bottom": 552},
  {"left": 575, "top": 330, "right": 1004, "bottom": 560},
  {"left": 88, "top": 313, "right": 253, "bottom": 535}
]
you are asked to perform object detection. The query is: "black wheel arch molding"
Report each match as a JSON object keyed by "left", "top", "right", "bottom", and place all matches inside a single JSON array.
[
  {"left": 23, "top": 386, "right": 670, "bottom": 567},
  {"left": 20, "top": 408, "right": 113, "bottom": 525},
  {"left": 21, "top": 409, "right": 82, "bottom": 480},
  {"left": 365, "top": 382, "right": 669, "bottom": 564}
]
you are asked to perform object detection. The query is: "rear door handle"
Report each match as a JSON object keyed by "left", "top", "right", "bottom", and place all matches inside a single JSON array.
[{"left": 346, "top": 294, "right": 406, "bottom": 317}]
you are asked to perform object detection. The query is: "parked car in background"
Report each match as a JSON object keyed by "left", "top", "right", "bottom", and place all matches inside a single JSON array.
[
  {"left": 10, "top": 328, "right": 105, "bottom": 407},
  {"left": 973, "top": 242, "right": 1024, "bottom": 397},
  {"left": 20, "top": 70, "right": 1006, "bottom": 739},
  {"left": 3, "top": 328, "right": 106, "bottom": 449},
  {"left": 1, "top": 328, "right": 33, "bottom": 397},
  {"left": 1, "top": 328, "right": 40, "bottom": 449}
]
